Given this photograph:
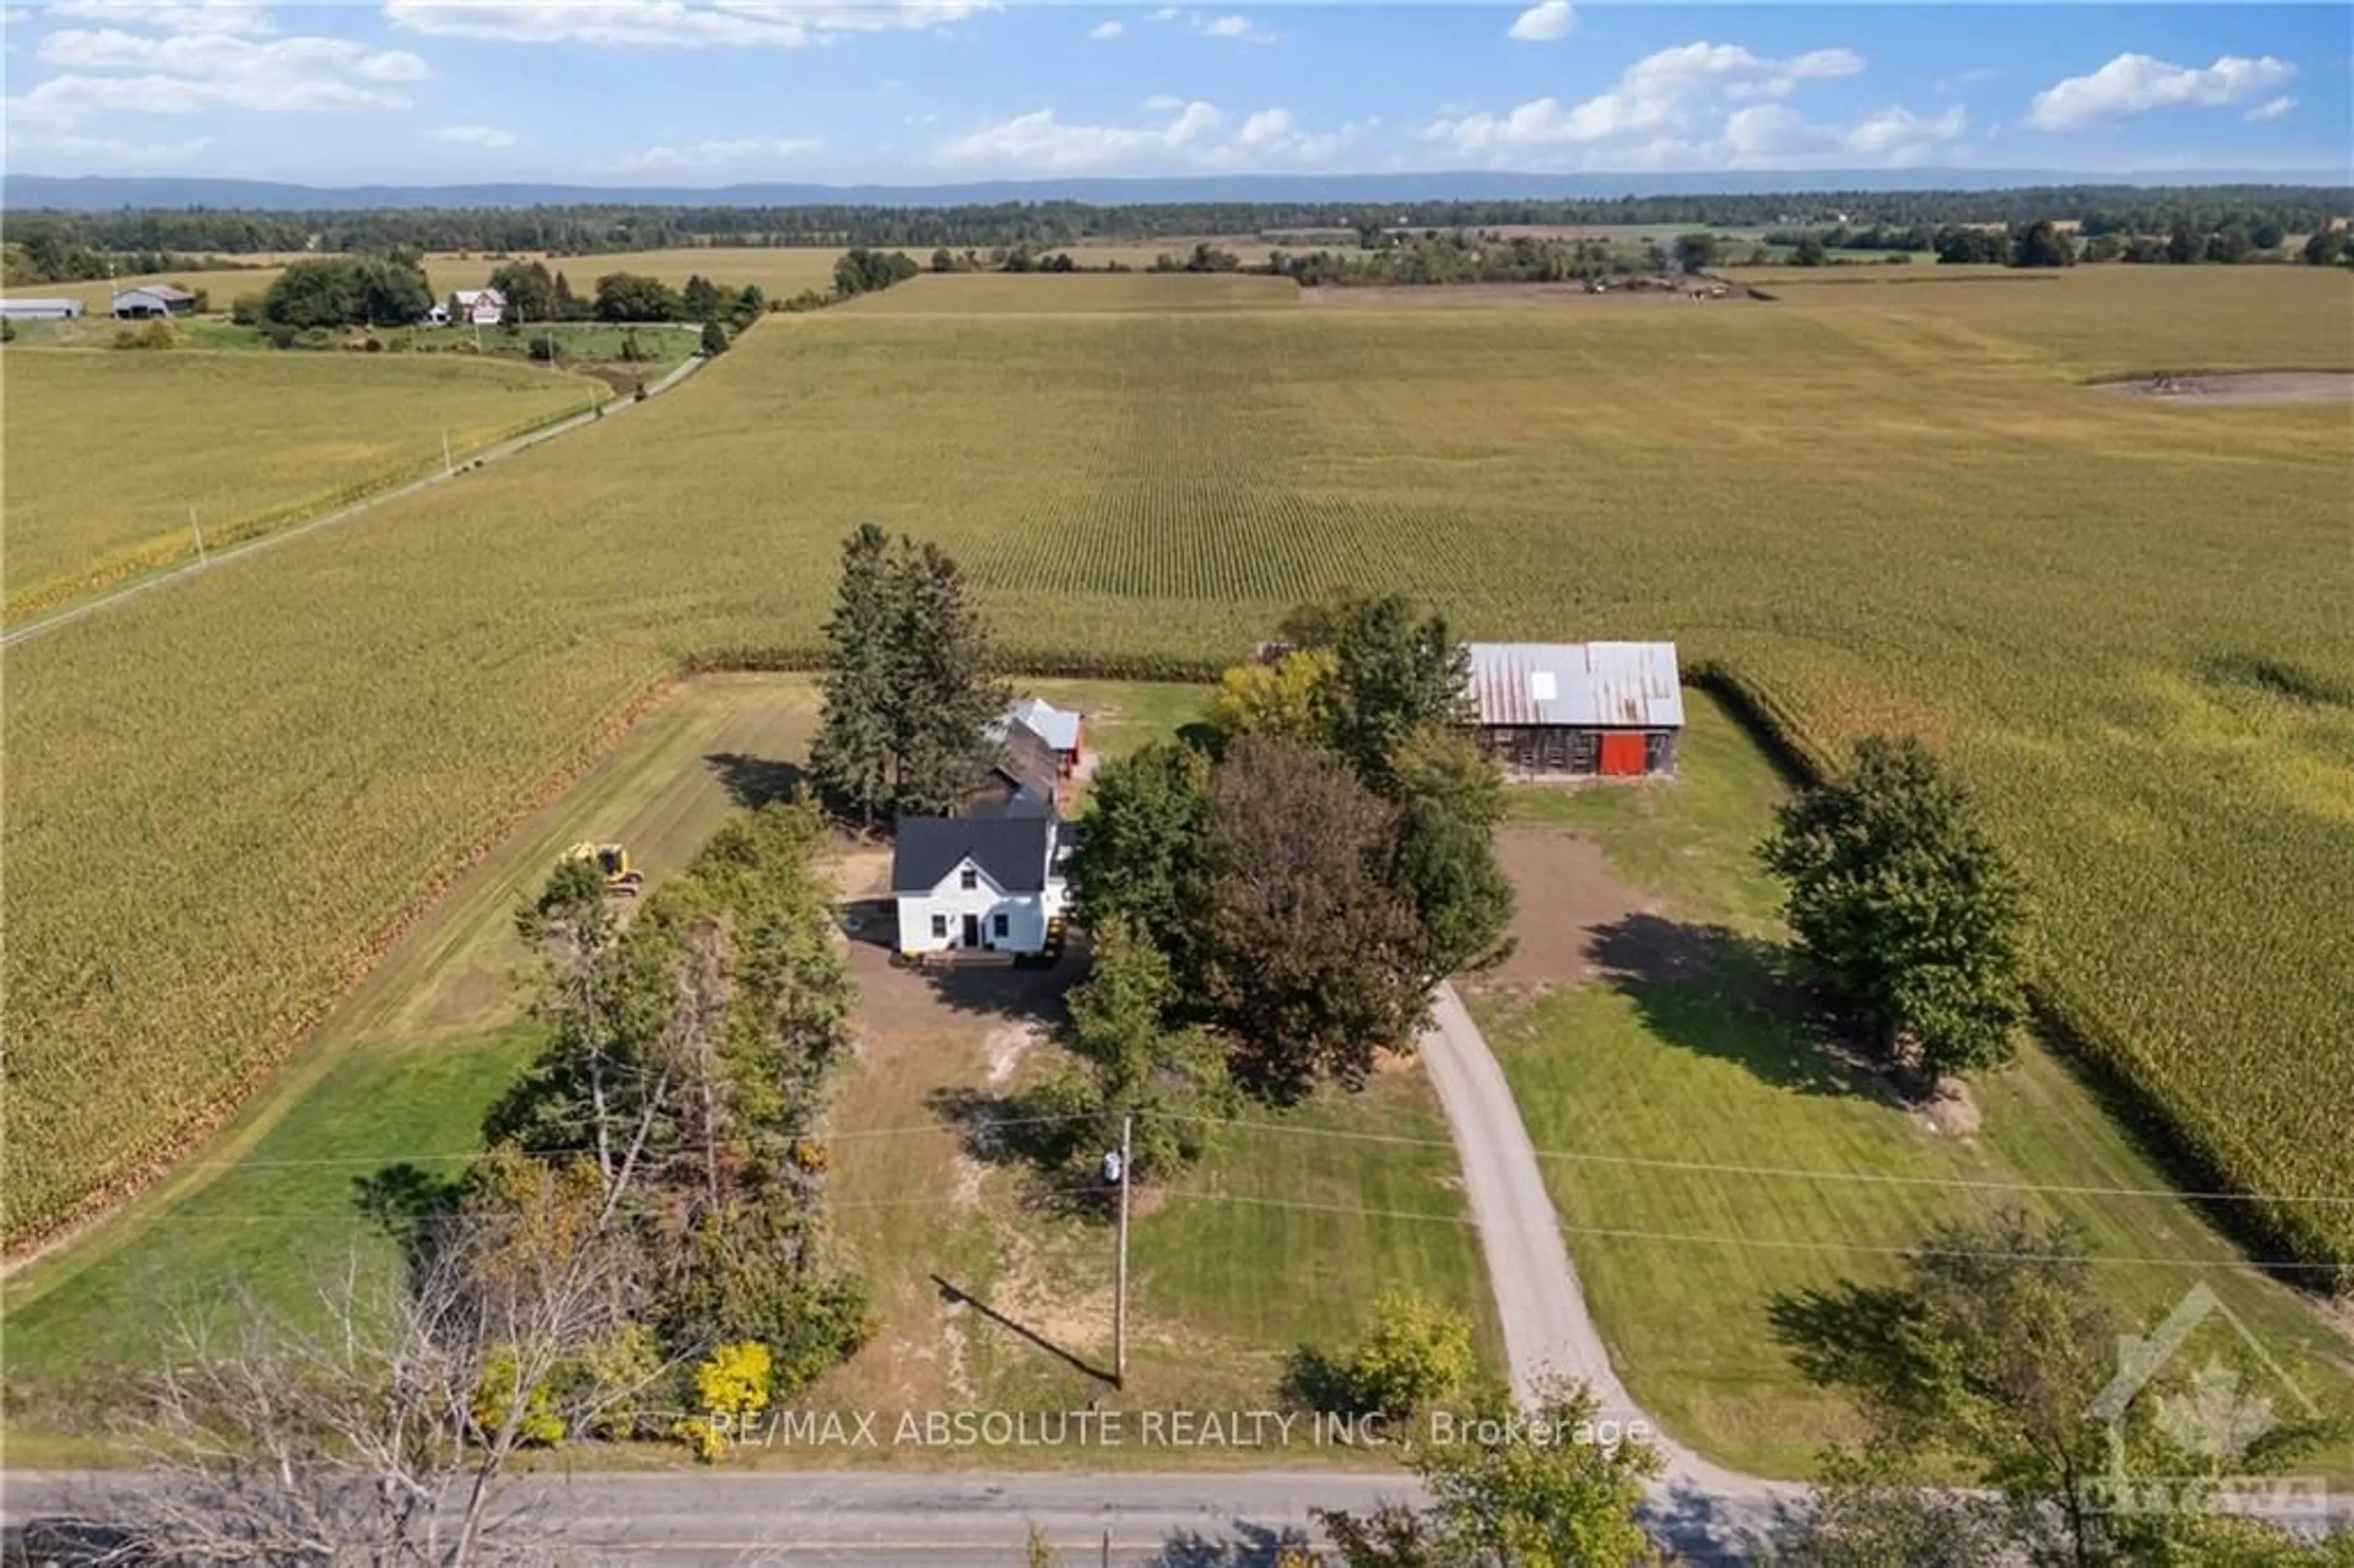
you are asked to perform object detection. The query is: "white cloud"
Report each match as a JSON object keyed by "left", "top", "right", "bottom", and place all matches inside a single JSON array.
[
  {"left": 10, "top": 26, "right": 427, "bottom": 122},
  {"left": 1507, "top": 0, "right": 1573, "bottom": 44},
  {"left": 429, "top": 121, "right": 515, "bottom": 147},
  {"left": 1146, "top": 6, "right": 1179, "bottom": 20},
  {"left": 935, "top": 97, "right": 1360, "bottom": 173},
  {"left": 1141, "top": 93, "right": 1184, "bottom": 111},
  {"left": 1087, "top": 18, "right": 1121, "bottom": 39},
  {"left": 2244, "top": 94, "right": 2296, "bottom": 123},
  {"left": 1198, "top": 13, "right": 1273, "bottom": 44},
  {"left": 601, "top": 134, "right": 823, "bottom": 173},
  {"left": 384, "top": 1, "right": 994, "bottom": 50},
  {"left": 2026, "top": 52, "right": 2297, "bottom": 131},
  {"left": 4, "top": 127, "right": 214, "bottom": 165},
  {"left": 1723, "top": 100, "right": 1965, "bottom": 167},
  {"left": 938, "top": 99, "right": 1220, "bottom": 170},
  {"left": 1428, "top": 40, "right": 1863, "bottom": 156},
  {"left": 47, "top": 0, "right": 274, "bottom": 34}
]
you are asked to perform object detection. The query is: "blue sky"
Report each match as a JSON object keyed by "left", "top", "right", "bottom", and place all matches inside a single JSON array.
[{"left": 3, "top": 2, "right": 2348, "bottom": 185}]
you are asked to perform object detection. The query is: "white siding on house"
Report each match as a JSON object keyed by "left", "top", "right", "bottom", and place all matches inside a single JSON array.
[{"left": 896, "top": 857, "right": 1067, "bottom": 956}]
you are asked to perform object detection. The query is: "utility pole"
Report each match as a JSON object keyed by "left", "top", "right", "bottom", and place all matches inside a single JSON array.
[
  {"left": 1113, "top": 1114, "right": 1132, "bottom": 1390},
  {"left": 188, "top": 505, "right": 208, "bottom": 566}
]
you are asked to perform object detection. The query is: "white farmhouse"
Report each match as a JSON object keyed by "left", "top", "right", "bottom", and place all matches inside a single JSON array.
[
  {"left": 451, "top": 287, "right": 507, "bottom": 326},
  {"left": 892, "top": 810, "right": 1072, "bottom": 957}
]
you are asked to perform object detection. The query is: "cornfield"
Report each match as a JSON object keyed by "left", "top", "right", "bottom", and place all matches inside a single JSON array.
[
  {"left": 6, "top": 267, "right": 2350, "bottom": 1273},
  {"left": 2, "top": 350, "right": 602, "bottom": 619}
]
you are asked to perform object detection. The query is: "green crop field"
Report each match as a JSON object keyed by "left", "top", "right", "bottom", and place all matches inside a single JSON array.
[
  {"left": 6, "top": 268, "right": 2351, "bottom": 1292},
  {"left": 1, "top": 349, "right": 606, "bottom": 620}
]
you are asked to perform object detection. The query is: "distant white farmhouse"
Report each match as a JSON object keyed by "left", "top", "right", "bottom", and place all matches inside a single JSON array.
[
  {"left": 892, "top": 810, "right": 1072, "bottom": 957},
  {"left": 0, "top": 298, "right": 86, "bottom": 321},
  {"left": 451, "top": 287, "right": 507, "bottom": 326}
]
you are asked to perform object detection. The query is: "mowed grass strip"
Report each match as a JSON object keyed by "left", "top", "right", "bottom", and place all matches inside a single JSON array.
[
  {"left": 4, "top": 267, "right": 2350, "bottom": 1269},
  {"left": 1479, "top": 695, "right": 2354, "bottom": 1479},
  {"left": 1, "top": 349, "right": 603, "bottom": 618}
]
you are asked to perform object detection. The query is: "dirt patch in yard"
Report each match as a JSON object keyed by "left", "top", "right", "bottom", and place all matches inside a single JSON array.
[
  {"left": 2092, "top": 371, "right": 2353, "bottom": 406},
  {"left": 1474, "top": 825, "right": 1661, "bottom": 990}
]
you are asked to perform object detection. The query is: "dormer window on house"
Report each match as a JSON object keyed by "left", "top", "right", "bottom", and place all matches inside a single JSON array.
[{"left": 960, "top": 867, "right": 979, "bottom": 890}]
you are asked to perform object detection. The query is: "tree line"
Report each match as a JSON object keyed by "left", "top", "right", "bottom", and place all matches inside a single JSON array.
[{"left": 8, "top": 183, "right": 2345, "bottom": 269}]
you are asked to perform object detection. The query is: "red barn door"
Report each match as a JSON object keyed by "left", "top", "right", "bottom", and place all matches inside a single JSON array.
[{"left": 1598, "top": 732, "right": 1646, "bottom": 776}]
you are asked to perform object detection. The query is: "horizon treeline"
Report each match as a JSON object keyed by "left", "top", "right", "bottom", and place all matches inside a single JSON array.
[{"left": 4, "top": 183, "right": 2347, "bottom": 281}]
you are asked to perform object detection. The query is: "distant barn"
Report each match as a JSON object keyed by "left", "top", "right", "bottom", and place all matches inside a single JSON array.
[
  {"left": 0, "top": 298, "right": 86, "bottom": 321},
  {"left": 1464, "top": 642, "right": 1683, "bottom": 777}
]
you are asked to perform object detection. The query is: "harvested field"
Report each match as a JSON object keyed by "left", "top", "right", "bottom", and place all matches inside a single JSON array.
[
  {"left": 1301, "top": 282, "right": 1739, "bottom": 309},
  {"left": 836, "top": 272, "right": 1298, "bottom": 314},
  {"left": 6, "top": 265, "right": 2352, "bottom": 1280},
  {"left": 2090, "top": 370, "right": 2354, "bottom": 405}
]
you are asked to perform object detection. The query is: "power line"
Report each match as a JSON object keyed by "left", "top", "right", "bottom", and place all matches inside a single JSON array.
[
  {"left": 117, "top": 1187, "right": 2350, "bottom": 1273},
  {"left": 1134, "top": 1111, "right": 2354, "bottom": 1209},
  {"left": 126, "top": 1106, "right": 2354, "bottom": 1210}
]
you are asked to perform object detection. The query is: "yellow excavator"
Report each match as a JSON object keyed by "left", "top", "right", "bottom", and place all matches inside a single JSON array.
[{"left": 566, "top": 841, "right": 646, "bottom": 897}]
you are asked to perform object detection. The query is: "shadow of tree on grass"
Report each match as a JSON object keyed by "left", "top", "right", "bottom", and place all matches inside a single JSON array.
[
  {"left": 1585, "top": 913, "right": 1864, "bottom": 1099},
  {"left": 702, "top": 751, "right": 810, "bottom": 810}
]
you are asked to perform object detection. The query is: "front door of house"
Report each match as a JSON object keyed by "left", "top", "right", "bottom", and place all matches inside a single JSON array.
[{"left": 962, "top": 913, "right": 981, "bottom": 948}]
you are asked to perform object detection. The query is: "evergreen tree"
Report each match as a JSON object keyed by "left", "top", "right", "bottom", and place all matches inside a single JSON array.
[
  {"left": 886, "top": 541, "right": 1010, "bottom": 816},
  {"left": 809, "top": 525, "right": 899, "bottom": 828}
]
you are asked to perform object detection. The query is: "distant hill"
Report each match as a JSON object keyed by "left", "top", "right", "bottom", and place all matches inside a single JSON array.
[{"left": 7, "top": 168, "right": 2349, "bottom": 212}]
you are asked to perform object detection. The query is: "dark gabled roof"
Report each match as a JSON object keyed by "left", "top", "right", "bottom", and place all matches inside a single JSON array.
[
  {"left": 989, "top": 719, "right": 1062, "bottom": 804},
  {"left": 893, "top": 813, "right": 1055, "bottom": 895}
]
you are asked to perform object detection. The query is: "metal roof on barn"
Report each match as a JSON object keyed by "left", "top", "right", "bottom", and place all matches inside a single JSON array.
[{"left": 1463, "top": 642, "right": 1684, "bottom": 729}]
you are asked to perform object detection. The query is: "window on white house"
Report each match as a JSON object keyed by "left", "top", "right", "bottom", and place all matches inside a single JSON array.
[
  {"left": 931, "top": 915, "right": 948, "bottom": 938},
  {"left": 960, "top": 867, "right": 978, "bottom": 890},
  {"left": 993, "top": 913, "right": 1009, "bottom": 938}
]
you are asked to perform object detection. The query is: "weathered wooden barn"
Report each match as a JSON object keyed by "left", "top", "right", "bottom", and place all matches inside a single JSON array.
[{"left": 1463, "top": 642, "right": 1683, "bottom": 777}]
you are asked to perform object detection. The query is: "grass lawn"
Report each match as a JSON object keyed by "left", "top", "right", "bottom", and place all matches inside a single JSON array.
[
  {"left": 0, "top": 348, "right": 606, "bottom": 620},
  {"left": 1471, "top": 690, "right": 2354, "bottom": 1481}
]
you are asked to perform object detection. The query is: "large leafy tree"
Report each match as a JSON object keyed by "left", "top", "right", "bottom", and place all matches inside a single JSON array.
[
  {"left": 1203, "top": 648, "right": 1337, "bottom": 750},
  {"left": 888, "top": 539, "right": 1010, "bottom": 816},
  {"left": 1303, "top": 594, "right": 1473, "bottom": 789},
  {"left": 487, "top": 259, "right": 557, "bottom": 321},
  {"left": 1388, "top": 724, "right": 1516, "bottom": 984},
  {"left": 487, "top": 801, "right": 867, "bottom": 1401},
  {"left": 1054, "top": 915, "right": 1230, "bottom": 1179},
  {"left": 593, "top": 270, "right": 685, "bottom": 322},
  {"left": 810, "top": 524, "right": 899, "bottom": 828},
  {"left": 1192, "top": 734, "right": 1427, "bottom": 1097},
  {"left": 262, "top": 254, "right": 432, "bottom": 329},
  {"left": 1758, "top": 735, "right": 2032, "bottom": 1084},
  {"left": 1065, "top": 740, "right": 1211, "bottom": 938},
  {"left": 1775, "top": 1212, "right": 2339, "bottom": 1567},
  {"left": 1316, "top": 1378, "right": 1663, "bottom": 1567}
]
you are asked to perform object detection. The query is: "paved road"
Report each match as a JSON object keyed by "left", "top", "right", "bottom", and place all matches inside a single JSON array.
[
  {"left": 1415, "top": 983, "right": 1794, "bottom": 1555},
  {"left": 10, "top": 1470, "right": 1381, "bottom": 1566},
  {"left": 1, "top": 346, "right": 707, "bottom": 651}
]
